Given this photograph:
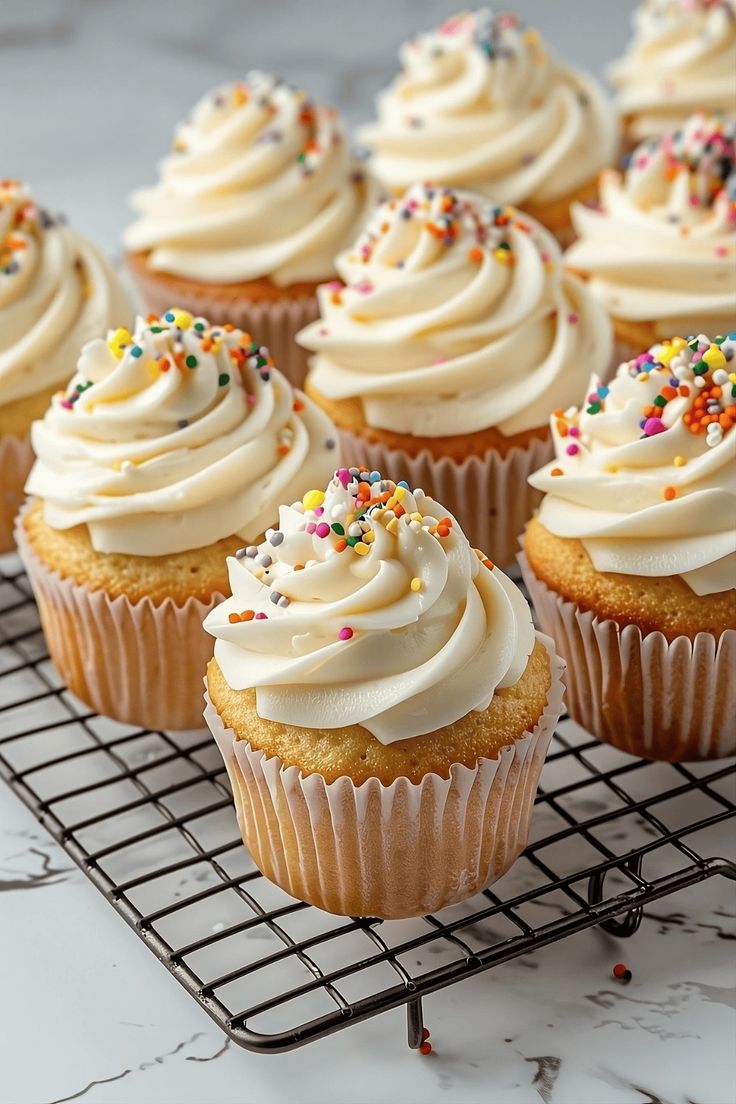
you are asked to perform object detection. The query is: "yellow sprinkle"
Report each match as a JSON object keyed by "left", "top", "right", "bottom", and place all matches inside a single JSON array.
[
  {"left": 703, "top": 345, "right": 726, "bottom": 369},
  {"left": 410, "top": 577, "right": 422, "bottom": 592},
  {"left": 146, "top": 360, "right": 161, "bottom": 381},
  {"left": 493, "top": 248, "right": 513, "bottom": 265},
  {"left": 168, "top": 309, "right": 193, "bottom": 330},
  {"left": 354, "top": 542, "right": 369, "bottom": 556},
  {"left": 637, "top": 372, "right": 649, "bottom": 382},
  {"left": 394, "top": 486, "right": 407, "bottom": 501},
  {"left": 673, "top": 455, "right": 687, "bottom": 467},
  {"left": 671, "top": 337, "right": 687, "bottom": 351},
  {"left": 107, "top": 326, "right": 132, "bottom": 359},
  {"left": 363, "top": 530, "right": 375, "bottom": 544},
  {"left": 385, "top": 496, "right": 397, "bottom": 510},
  {"left": 386, "top": 518, "right": 400, "bottom": 535},
  {"left": 657, "top": 345, "right": 676, "bottom": 365},
  {"left": 302, "top": 489, "right": 325, "bottom": 511},
  {"left": 410, "top": 512, "right": 423, "bottom": 523}
]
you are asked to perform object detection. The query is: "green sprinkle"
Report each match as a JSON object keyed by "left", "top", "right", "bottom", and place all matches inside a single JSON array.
[
  {"left": 654, "top": 395, "right": 667, "bottom": 407},
  {"left": 218, "top": 373, "right": 230, "bottom": 387},
  {"left": 185, "top": 355, "right": 198, "bottom": 369},
  {"left": 331, "top": 523, "right": 345, "bottom": 536},
  {"left": 150, "top": 326, "right": 164, "bottom": 333},
  {"left": 346, "top": 536, "right": 359, "bottom": 547},
  {"left": 693, "top": 359, "right": 708, "bottom": 375},
  {"left": 586, "top": 401, "right": 601, "bottom": 414},
  {"left": 194, "top": 322, "right": 205, "bottom": 331}
]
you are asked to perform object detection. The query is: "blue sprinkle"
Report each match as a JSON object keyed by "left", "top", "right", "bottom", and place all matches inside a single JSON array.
[
  {"left": 369, "top": 470, "right": 381, "bottom": 483},
  {"left": 131, "top": 346, "right": 143, "bottom": 358}
]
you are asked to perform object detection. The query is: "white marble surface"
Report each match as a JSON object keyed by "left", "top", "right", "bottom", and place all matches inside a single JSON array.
[{"left": 2, "top": 2, "right": 736, "bottom": 1102}]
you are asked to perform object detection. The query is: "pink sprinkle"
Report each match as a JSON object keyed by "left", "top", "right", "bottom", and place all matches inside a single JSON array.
[
  {"left": 61, "top": 400, "right": 74, "bottom": 410},
  {"left": 568, "top": 313, "right": 578, "bottom": 325},
  {"left": 715, "top": 245, "right": 728, "bottom": 257},
  {"left": 337, "top": 468, "right": 350, "bottom": 487},
  {"left": 305, "top": 522, "right": 317, "bottom": 534},
  {"left": 246, "top": 394, "right": 256, "bottom": 404},
  {"left": 689, "top": 195, "right": 700, "bottom": 207},
  {"left": 325, "top": 279, "right": 343, "bottom": 291},
  {"left": 353, "top": 279, "right": 374, "bottom": 294},
  {"left": 644, "top": 417, "right": 666, "bottom": 436},
  {"left": 338, "top": 627, "right": 353, "bottom": 641},
  {"left": 316, "top": 522, "right": 330, "bottom": 538},
  {"left": 255, "top": 612, "right": 267, "bottom": 620},
  {"left": 587, "top": 393, "right": 598, "bottom": 403},
  {"left": 314, "top": 506, "right": 324, "bottom": 516},
  {"left": 566, "top": 443, "right": 580, "bottom": 456},
  {"left": 568, "top": 425, "right": 580, "bottom": 438}
]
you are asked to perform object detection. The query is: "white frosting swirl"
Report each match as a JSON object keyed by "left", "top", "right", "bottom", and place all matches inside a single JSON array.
[
  {"left": 299, "top": 184, "right": 612, "bottom": 437},
  {"left": 27, "top": 309, "right": 340, "bottom": 556},
  {"left": 204, "top": 469, "right": 536, "bottom": 743},
  {"left": 610, "top": 0, "right": 736, "bottom": 142},
  {"left": 0, "top": 181, "right": 130, "bottom": 406},
  {"left": 358, "top": 9, "right": 617, "bottom": 205},
  {"left": 124, "top": 72, "right": 374, "bottom": 287},
  {"left": 529, "top": 334, "right": 736, "bottom": 595},
  {"left": 565, "top": 114, "right": 736, "bottom": 335}
]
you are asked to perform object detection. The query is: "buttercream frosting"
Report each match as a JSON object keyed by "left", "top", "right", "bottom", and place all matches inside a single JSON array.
[
  {"left": 565, "top": 113, "right": 736, "bottom": 335},
  {"left": 204, "top": 468, "right": 536, "bottom": 742},
  {"left": 26, "top": 309, "right": 340, "bottom": 556},
  {"left": 358, "top": 9, "right": 617, "bottom": 205},
  {"left": 610, "top": 0, "right": 736, "bottom": 142},
  {"left": 299, "top": 184, "right": 612, "bottom": 437},
  {"left": 0, "top": 180, "right": 130, "bottom": 407},
  {"left": 529, "top": 334, "right": 736, "bottom": 595},
  {"left": 124, "top": 72, "right": 374, "bottom": 287}
]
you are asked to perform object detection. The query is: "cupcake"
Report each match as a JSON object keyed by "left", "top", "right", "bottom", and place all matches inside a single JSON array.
[
  {"left": 203, "top": 468, "right": 564, "bottom": 919},
  {"left": 0, "top": 180, "right": 129, "bottom": 552},
  {"left": 521, "top": 334, "right": 736, "bottom": 761},
  {"left": 609, "top": 0, "right": 736, "bottom": 148},
  {"left": 124, "top": 72, "right": 375, "bottom": 390},
  {"left": 357, "top": 8, "right": 618, "bottom": 246},
  {"left": 17, "top": 309, "right": 340, "bottom": 731},
  {"left": 565, "top": 113, "right": 736, "bottom": 364},
  {"left": 297, "top": 183, "right": 613, "bottom": 566}
]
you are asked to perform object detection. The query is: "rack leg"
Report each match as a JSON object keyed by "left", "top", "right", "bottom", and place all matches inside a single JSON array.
[
  {"left": 588, "top": 854, "right": 644, "bottom": 938},
  {"left": 406, "top": 997, "right": 425, "bottom": 1050}
]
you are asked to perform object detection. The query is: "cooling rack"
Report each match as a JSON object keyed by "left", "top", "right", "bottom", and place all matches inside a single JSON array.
[{"left": 1, "top": 552, "right": 734, "bottom": 1053}]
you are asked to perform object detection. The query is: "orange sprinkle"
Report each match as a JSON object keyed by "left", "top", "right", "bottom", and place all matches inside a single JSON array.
[
  {"left": 293, "top": 398, "right": 304, "bottom": 411},
  {"left": 664, "top": 486, "right": 676, "bottom": 501},
  {"left": 335, "top": 538, "right": 347, "bottom": 552},
  {"left": 437, "top": 525, "right": 451, "bottom": 538},
  {"left": 482, "top": 558, "right": 494, "bottom": 570},
  {"left": 394, "top": 503, "right": 405, "bottom": 518},
  {"left": 556, "top": 420, "right": 568, "bottom": 437},
  {"left": 277, "top": 444, "right": 290, "bottom": 456},
  {"left": 468, "top": 247, "right": 484, "bottom": 263},
  {"left": 551, "top": 467, "right": 564, "bottom": 476}
]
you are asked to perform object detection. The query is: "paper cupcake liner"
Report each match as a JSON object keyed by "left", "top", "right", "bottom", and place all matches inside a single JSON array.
[
  {"left": 15, "top": 503, "right": 223, "bottom": 731},
  {"left": 127, "top": 263, "right": 318, "bottom": 391},
  {"left": 519, "top": 550, "right": 736, "bottom": 761},
  {"left": 0, "top": 434, "right": 34, "bottom": 553},
  {"left": 338, "top": 431, "right": 552, "bottom": 568},
  {"left": 204, "top": 634, "right": 565, "bottom": 919}
]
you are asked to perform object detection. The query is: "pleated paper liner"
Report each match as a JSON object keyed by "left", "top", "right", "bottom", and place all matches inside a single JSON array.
[
  {"left": 338, "top": 431, "right": 552, "bottom": 569},
  {"left": 519, "top": 550, "right": 736, "bottom": 761},
  {"left": 126, "top": 259, "right": 318, "bottom": 391},
  {"left": 0, "top": 434, "right": 34, "bottom": 553},
  {"left": 205, "top": 635, "right": 565, "bottom": 920},
  {"left": 15, "top": 503, "right": 223, "bottom": 732}
]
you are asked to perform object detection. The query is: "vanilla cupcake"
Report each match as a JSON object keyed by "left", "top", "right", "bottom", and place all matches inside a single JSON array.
[
  {"left": 609, "top": 0, "right": 736, "bottom": 147},
  {"left": 565, "top": 114, "right": 736, "bottom": 363},
  {"left": 17, "top": 309, "right": 339, "bottom": 730},
  {"left": 358, "top": 8, "right": 618, "bottom": 246},
  {"left": 298, "top": 184, "right": 612, "bottom": 565},
  {"left": 521, "top": 334, "right": 736, "bottom": 761},
  {"left": 203, "top": 468, "right": 564, "bottom": 918},
  {"left": 124, "top": 72, "right": 375, "bottom": 388},
  {"left": 0, "top": 180, "right": 129, "bottom": 551}
]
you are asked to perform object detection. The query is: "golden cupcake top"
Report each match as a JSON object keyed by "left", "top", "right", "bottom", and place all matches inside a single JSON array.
[
  {"left": 358, "top": 8, "right": 617, "bottom": 205},
  {"left": 124, "top": 71, "right": 376, "bottom": 286},
  {"left": 298, "top": 182, "right": 612, "bottom": 437},
  {"left": 26, "top": 309, "right": 339, "bottom": 556},
  {"left": 0, "top": 179, "right": 129, "bottom": 406},
  {"left": 204, "top": 467, "right": 536, "bottom": 743},
  {"left": 530, "top": 333, "right": 736, "bottom": 595},
  {"left": 565, "top": 113, "right": 736, "bottom": 334}
]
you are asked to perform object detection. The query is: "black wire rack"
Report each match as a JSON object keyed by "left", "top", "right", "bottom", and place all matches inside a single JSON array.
[{"left": 1, "top": 553, "right": 734, "bottom": 1054}]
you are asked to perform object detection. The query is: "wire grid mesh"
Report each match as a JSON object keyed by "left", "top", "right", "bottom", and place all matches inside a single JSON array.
[{"left": 1, "top": 551, "right": 734, "bottom": 1053}]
